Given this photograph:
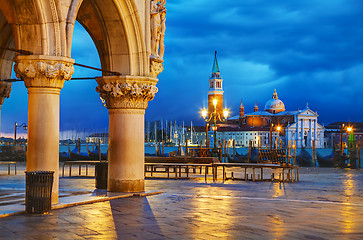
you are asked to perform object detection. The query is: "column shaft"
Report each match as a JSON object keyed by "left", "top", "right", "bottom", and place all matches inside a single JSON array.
[
  {"left": 108, "top": 109, "right": 145, "bottom": 192},
  {"left": 26, "top": 88, "right": 61, "bottom": 204}
]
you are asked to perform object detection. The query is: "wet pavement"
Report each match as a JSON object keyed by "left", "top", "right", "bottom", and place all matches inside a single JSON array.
[{"left": 1, "top": 163, "right": 363, "bottom": 239}]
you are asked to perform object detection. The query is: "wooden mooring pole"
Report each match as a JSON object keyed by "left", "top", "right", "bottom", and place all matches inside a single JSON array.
[{"left": 233, "top": 139, "right": 236, "bottom": 159}]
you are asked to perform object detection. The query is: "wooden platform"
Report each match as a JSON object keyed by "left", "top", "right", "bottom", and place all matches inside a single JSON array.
[
  {"left": 213, "top": 163, "right": 299, "bottom": 182},
  {"left": 145, "top": 163, "right": 214, "bottom": 180}
]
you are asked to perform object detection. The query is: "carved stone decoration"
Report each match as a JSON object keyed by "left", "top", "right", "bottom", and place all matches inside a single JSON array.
[
  {"left": 14, "top": 55, "right": 75, "bottom": 89},
  {"left": 150, "top": 0, "right": 166, "bottom": 74},
  {"left": 0, "top": 81, "right": 12, "bottom": 105},
  {"left": 96, "top": 76, "right": 158, "bottom": 110},
  {"left": 150, "top": 57, "right": 164, "bottom": 78}
]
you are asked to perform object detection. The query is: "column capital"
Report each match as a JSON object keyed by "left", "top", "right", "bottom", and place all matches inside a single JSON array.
[
  {"left": 14, "top": 55, "right": 75, "bottom": 89},
  {"left": 0, "top": 81, "right": 12, "bottom": 105},
  {"left": 96, "top": 76, "right": 158, "bottom": 110}
]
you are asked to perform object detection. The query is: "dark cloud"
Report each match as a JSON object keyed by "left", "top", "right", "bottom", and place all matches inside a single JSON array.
[{"left": 1, "top": 1, "right": 362, "bottom": 133}]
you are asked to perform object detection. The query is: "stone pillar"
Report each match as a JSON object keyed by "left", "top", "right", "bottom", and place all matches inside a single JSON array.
[
  {"left": 0, "top": 81, "right": 12, "bottom": 135},
  {"left": 314, "top": 119, "right": 318, "bottom": 147},
  {"left": 14, "top": 55, "right": 74, "bottom": 204},
  {"left": 96, "top": 76, "right": 158, "bottom": 192}
]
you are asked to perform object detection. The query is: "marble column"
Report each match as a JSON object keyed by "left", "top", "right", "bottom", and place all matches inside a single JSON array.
[
  {"left": 308, "top": 119, "right": 312, "bottom": 147},
  {"left": 0, "top": 81, "right": 12, "bottom": 135},
  {"left": 314, "top": 119, "right": 318, "bottom": 147},
  {"left": 14, "top": 55, "right": 74, "bottom": 204},
  {"left": 296, "top": 118, "right": 300, "bottom": 148},
  {"left": 96, "top": 76, "right": 158, "bottom": 192}
]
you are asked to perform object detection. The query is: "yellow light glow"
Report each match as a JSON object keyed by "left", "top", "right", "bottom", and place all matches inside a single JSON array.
[
  {"left": 223, "top": 108, "right": 229, "bottom": 119},
  {"left": 347, "top": 127, "right": 352, "bottom": 132},
  {"left": 276, "top": 126, "right": 281, "bottom": 131},
  {"left": 213, "top": 98, "right": 218, "bottom": 107},
  {"left": 201, "top": 108, "right": 207, "bottom": 118}
]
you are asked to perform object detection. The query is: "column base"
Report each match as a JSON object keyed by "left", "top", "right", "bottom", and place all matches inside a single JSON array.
[{"left": 108, "top": 179, "right": 144, "bottom": 192}]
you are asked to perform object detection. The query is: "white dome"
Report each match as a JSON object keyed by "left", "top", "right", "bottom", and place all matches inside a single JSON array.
[{"left": 264, "top": 90, "right": 285, "bottom": 113}]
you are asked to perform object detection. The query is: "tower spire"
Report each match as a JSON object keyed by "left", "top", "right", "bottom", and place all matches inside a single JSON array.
[
  {"left": 211, "top": 50, "right": 220, "bottom": 75},
  {"left": 239, "top": 100, "right": 244, "bottom": 118},
  {"left": 254, "top": 101, "right": 259, "bottom": 112}
]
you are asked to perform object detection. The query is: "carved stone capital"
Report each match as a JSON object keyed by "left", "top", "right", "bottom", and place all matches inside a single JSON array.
[
  {"left": 14, "top": 55, "right": 75, "bottom": 89},
  {"left": 96, "top": 76, "right": 158, "bottom": 110},
  {"left": 0, "top": 81, "right": 12, "bottom": 105},
  {"left": 150, "top": 57, "right": 164, "bottom": 78}
]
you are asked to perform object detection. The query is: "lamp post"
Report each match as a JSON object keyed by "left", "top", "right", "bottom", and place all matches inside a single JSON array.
[
  {"left": 340, "top": 123, "right": 345, "bottom": 152},
  {"left": 269, "top": 123, "right": 274, "bottom": 150},
  {"left": 201, "top": 98, "right": 229, "bottom": 154},
  {"left": 14, "top": 122, "right": 28, "bottom": 147}
]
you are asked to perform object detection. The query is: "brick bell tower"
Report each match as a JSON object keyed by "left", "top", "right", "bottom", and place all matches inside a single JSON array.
[{"left": 208, "top": 51, "right": 224, "bottom": 118}]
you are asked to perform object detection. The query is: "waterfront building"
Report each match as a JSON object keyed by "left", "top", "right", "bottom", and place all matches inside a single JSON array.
[
  {"left": 228, "top": 90, "right": 325, "bottom": 148},
  {"left": 86, "top": 133, "right": 109, "bottom": 144},
  {"left": 194, "top": 126, "right": 280, "bottom": 148},
  {"left": 324, "top": 122, "right": 363, "bottom": 148}
]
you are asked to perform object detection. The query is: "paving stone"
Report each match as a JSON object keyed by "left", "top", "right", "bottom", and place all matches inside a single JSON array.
[{"left": 1, "top": 166, "right": 363, "bottom": 239}]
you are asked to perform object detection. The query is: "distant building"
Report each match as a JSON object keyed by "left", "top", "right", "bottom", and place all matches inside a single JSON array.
[
  {"left": 198, "top": 53, "right": 325, "bottom": 148},
  {"left": 192, "top": 126, "right": 281, "bottom": 148},
  {"left": 227, "top": 90, "right": 325, "bottom": 148},
  {"left": 86, "top": 133, "right": 109, "bottom": 144},
  {"left": 207, "top": 51, "right": 224, "bottom": 120},
  {"left": 324, "top": 122, "right": 363, "bottom": 148}
]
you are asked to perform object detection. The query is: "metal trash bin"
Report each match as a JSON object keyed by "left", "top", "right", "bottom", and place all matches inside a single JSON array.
[
  {"left": 25, "top": 171, "right": 54, "bottom": 214},
  {"left": 95, "top": 161, "right": 108, "bottom": 189}
]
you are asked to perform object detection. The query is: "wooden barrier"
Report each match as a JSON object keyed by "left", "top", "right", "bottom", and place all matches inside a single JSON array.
[{"left": 62, "top": 161, "right": 101, "bottom": 177}]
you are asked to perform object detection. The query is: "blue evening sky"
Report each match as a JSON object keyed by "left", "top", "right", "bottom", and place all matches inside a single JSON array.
[{"left": 2, "top": 0, "right": 362, "bottom": 134}]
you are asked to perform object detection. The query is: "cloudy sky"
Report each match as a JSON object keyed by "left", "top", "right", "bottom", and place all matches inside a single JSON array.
[{"left": 2, "top": 0, "right": 363, "bottom": 134}]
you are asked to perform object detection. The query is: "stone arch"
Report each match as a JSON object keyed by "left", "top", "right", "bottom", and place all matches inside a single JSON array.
[
  {"left": 0, "top": 10, "right": 15, "bottom": 80},
  {"left": 70, "top": 0, "right": 148, "bottom": 76}
]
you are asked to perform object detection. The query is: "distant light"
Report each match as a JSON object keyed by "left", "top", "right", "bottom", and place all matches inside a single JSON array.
[
  {"left": 223, "top": 108, "right": 229, "bottom": 119},
  {"left": 347, "top": 127, "right": 352, "bottom": 132},
  {"left": 201, "top": 108, "right": 207, "bottom": 119},
  {"left": 276, "top": 126, "right": 281, "bottom": 131}
]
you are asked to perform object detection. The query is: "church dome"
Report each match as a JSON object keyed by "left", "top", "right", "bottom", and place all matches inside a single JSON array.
[{"left": 264, "top": 89, "right": 285, "bottom": 114}]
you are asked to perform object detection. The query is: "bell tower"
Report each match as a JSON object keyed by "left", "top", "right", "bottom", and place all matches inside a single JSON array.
[
  {"left": 208, "top": 51, "right": 224, "bottom": 117},
  {"left": 239, "top": 100, "right": 244, "bottom": 118}
]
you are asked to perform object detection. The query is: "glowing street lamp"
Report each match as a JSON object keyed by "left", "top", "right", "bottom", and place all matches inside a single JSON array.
[{"left": 201, "top": 99, "right": 229, "bottom": 153}]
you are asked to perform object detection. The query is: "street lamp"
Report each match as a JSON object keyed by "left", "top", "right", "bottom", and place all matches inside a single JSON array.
[
  {"left": 347, "top": 126, "right": 352, "bottom": 133},
  {"left": 269, "top": 123, "right": 274, "bottom": 150},
  {"left": 201, "top": 98, "right": 229, "bottom": 154},
  {"left": 14, "top": 122, "right": 27, "bottom": 147},
  {"left": 270, "top": 124, "right": 282, "bottom": 150}
]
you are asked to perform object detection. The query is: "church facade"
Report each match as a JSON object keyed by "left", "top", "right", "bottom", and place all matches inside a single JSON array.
[
  {"left": 198, "top": 53, "right": 324, "bottom": 148},
  {"left": 228, "top": 90, "right": 325, "bottom": 148}
]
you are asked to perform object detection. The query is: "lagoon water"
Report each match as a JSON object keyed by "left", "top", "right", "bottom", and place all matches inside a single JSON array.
[{"left": 60, "top": 144, "right": 357, "bottom": 158}]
